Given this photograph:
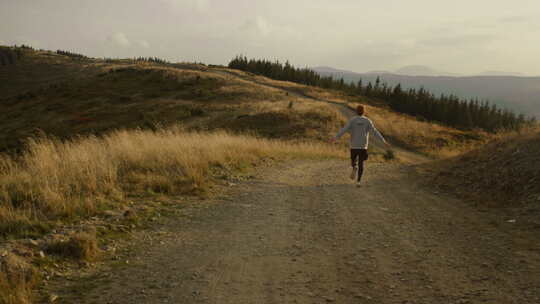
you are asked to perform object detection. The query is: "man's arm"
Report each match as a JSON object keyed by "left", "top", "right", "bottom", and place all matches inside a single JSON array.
[
  {"left": 332, "top": 119, "right": 352, "bottom": 141},
  {"left": 369, "top": 120, "right": 389, "bottom": 146}
]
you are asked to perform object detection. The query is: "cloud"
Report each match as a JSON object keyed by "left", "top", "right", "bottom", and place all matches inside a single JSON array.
[
  {"left": 193, "top": 0, "right": 209, "bottom": 12},
  {"left": 499, "top": 15, "right": 533, "bottom": 23},
  {"left": 327, "top": 40, "right": 415, "bottom": 71},
  {"left": 137, "top": 40, "right": 150, "bottom": 49},
  {"left": 107, "top": 32, "right": 131, "bottom": 47},
  {"left": 418, "top": 34, "right": 496, "bottom": 47},
  {"left": 239, "top": 16, "right": 272, "bottom": 36},
  {"left": 159, "top": 0, "right": 209, "bottom": 13}
]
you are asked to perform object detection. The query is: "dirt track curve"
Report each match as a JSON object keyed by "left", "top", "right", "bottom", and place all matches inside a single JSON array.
[{"left": 50, "top": 158, "right": 540, "bottom": 304}]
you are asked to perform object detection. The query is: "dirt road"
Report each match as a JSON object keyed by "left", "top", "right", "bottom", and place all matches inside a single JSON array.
[{"left": 50, "top": 158, "right": 540, "bottom": 304}]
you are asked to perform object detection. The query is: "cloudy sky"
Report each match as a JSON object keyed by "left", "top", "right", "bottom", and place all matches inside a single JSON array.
[{"left": 2, "top": 0, "right": 540, "bottom": 75}]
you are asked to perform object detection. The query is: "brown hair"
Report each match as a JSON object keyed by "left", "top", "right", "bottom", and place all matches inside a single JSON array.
[{"left": 356, "top": 105, "right": 365, "bottom": 115}]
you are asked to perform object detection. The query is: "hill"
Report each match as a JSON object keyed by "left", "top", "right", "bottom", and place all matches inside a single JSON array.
[
  {"left": 0, "top": 47, "right": 349, "bottom": 153},
  {"left": 0, "top": 46, "right": 487, "bottom": 238},
  {"left": 429, "top": 128, "right": 540, "bottom": 229},
  {"left": 0, "top": 47, "right": 482, "bottom": 157},
  {"left": 394, "top": 65, "right": 458, "bottom": 77},
  {"left": 1, "top": 46, "right": 537, "bottom": 304},
  {"left": 313, "top": 66, "right": 540, "bottom": 118}
]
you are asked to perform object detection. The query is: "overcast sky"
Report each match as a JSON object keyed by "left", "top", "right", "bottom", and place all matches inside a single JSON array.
[{"left": 2, "top": 0, "right": 540, "bottom": 75}]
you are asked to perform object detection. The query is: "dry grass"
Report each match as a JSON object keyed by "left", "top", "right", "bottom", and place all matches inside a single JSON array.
[
  {"left": 0, "top": 253, "right": 38, "bottom": 304},
  {"left": 197, "top": 99, "right": 348, "bottom": 142},
  {"left": 0, "top": 128, "right": 342, "bottom": 237},
  {"left": 216, "top": 68, "right": 344, "bottom": 102}
]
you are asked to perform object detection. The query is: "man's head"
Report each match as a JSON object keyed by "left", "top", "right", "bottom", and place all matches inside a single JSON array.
[{"left": 356, "top": 105, "right": 365, "bottom": 116}]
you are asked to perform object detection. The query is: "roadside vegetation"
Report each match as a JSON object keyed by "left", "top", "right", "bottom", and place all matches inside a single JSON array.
[{"left": 0, "top": 128, "right": 342, "bottom": 238}]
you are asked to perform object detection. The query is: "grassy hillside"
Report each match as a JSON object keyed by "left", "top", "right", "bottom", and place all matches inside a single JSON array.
[
  {"left": 0, "top": 47, "right": 500, "bottom": 238},
  {"left": 0, "top": 47, "right": 349, "bottom": 153},
  {"left": 0, "top": 46, "right": 101, "bottom": 98},
  {"left": 1, "top": 47, "right": 494, "bottom": 157},
  {"left": 0, "top": 47, "right": 497, "bottom": 304}
]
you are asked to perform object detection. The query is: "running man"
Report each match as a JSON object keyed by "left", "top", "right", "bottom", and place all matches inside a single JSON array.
[{"left": 330, "top": 105, "right": 389, "bottom": 186}]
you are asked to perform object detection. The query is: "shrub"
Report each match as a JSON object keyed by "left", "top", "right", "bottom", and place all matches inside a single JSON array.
[{"left": 45, "top": 232, "right": 100, "bottom": 261}]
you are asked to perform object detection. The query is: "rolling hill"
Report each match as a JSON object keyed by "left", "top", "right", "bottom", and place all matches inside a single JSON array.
[
  {"left": 0, "top": 47, "right": 350, "bottom": 153},
  {"left": 0, "top": 46, "right": 479, "bottom": 156}
]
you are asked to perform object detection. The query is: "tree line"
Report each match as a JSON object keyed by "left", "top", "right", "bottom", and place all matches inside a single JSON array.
[
  {"left": 134, "top": 57, "right": 170, "bottom": 64},
  {"left": 228, "top": 56, "right": 536, "bottom": 132},
  {"left": 56, "top": 49, "right": 89, "bottom": 59}
]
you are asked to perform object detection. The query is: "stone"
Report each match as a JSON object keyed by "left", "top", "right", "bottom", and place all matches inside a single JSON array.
[
  {"left": 48, "top": 293, "right": 59, "bottom": 303},
  {"left": 104, "top": 210, "right": 120, "bottom": 217},
  {"left": 324, "top": 296, "right": 335, "bottom": 302}
]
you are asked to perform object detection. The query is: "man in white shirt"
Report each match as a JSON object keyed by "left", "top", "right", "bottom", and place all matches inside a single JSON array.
[{"left": 330, "top": 105, "right": 389, "bottom": 186}]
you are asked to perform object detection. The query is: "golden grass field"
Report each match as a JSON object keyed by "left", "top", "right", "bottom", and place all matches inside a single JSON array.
[{"left": 0, "top": 128, "right": 343, "bottom": 238}]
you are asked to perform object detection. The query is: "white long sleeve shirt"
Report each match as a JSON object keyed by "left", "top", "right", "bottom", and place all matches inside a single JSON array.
[{"left": 334, "top": 115, "right": 386, "bottom": 149}]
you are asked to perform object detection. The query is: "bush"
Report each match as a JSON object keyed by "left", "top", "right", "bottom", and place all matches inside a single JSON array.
[
  {"left": 45, "top": 231, "right": 100, "bottom": 261},
  {"left": 384, "top": 149, "right": 396, "bottom": 160}
]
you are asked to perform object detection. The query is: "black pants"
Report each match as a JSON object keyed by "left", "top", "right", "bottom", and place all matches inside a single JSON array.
[{"left": 351, "top": 149, "right": 368, "bottom": 182}]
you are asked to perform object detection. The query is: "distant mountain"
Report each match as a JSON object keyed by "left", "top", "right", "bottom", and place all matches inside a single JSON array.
[
  {"left": 365, "top": 70, "right": 392, "bottom": 75},
  {"left": 394, "top": 65, "right": 459, "bottom": 77},
  {"left": 311, "top": 66, "right": 352, "bottom": 74},
  {"left": 312, "top": 66, "right": 540, "bottom": 118},
  {"left": 477, "top": 71, "right": 526, "bottom": 77}
]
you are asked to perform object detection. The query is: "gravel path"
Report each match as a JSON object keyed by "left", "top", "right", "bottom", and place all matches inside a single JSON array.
[{"left": 50, "top": 159, "right": 540, "bottom": 304}]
